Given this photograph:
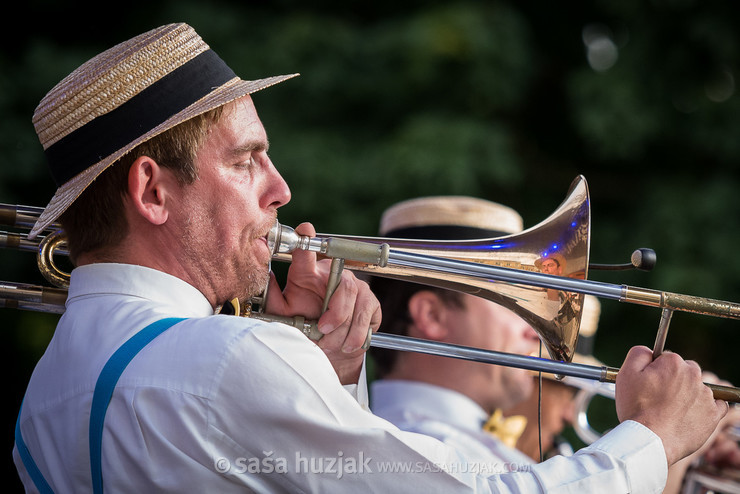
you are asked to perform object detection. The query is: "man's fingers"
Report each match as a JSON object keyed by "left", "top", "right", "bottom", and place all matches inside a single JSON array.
[
  {"left": 619, "top": 345, "right": 655, "bottom": 374},
  {"left": 288, "top": 222, "right": 318, "bottom": 271},
  {"left": 317, "top": 271, "right": 357, "bottom": 331},
  {"left": 345, "top": 282, "right": 380, "bottom": 352},
  {"left": 317, "top": 271, "right": 380, "bottom": 354}
]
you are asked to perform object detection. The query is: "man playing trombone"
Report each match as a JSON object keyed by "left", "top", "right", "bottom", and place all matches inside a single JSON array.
[
  {"left": 368, "top": 195, "right": 733, "bottom": 489},
  {"left": 13, "top": 22, "right": 729, "bottom": 493},
  {"left": 370, "top": 196, "right": 542, "bottom": 468}
]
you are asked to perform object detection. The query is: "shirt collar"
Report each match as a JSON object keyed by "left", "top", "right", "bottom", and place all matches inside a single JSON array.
[
  {"left": 371, "top": 380, "right": 489, "bottom": 432},
  {"left": 67, "top": 263, "right": 215, "bottom": 318}
]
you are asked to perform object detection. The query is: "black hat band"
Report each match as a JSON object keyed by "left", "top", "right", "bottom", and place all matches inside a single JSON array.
[
  {"left": 45, "top": 49, "right": 236, "bottom": 186},
  {"left": 384, "top": 225, "right": 510, "bottom": 240}
]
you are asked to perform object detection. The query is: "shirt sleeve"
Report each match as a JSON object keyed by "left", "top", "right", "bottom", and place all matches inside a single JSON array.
[
  {"left": 342, "top": 355, "right": 370, "bottom": 411},
  {"left": 523, "top": 420, "right": 668, "bottom": 494},
  {"left": 206, "top": 322, "right": 668, "bottom": 493}
]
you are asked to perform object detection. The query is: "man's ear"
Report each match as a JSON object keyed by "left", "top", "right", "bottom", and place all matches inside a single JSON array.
[
  {"left": 127, "top": 156, "right": 170, "bottom": 226},
  {"left": 407, "top": 291, "right": 450, "bottom": 341}
]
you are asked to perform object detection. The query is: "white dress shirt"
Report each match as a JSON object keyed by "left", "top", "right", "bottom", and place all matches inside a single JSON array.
[
  {"left": 371, "top": 380, "right": 535, "bottom": 467},
  {"left": 371, "top": 377, "right": 669, "bottom": 492},
  {"left": 15, "top": 263, "right": 668, "bottom": 493}
]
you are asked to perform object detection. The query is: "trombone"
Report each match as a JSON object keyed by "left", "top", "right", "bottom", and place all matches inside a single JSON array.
[{"left": 2, "top": 176, "right": 740, "bottom": 402}]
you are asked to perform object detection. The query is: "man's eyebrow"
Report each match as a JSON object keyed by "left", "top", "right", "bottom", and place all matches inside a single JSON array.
[{"left": 233, "top": 139, "right": 270, "bottom": 156}]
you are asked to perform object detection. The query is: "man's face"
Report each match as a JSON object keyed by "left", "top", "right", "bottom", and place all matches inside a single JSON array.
[
  {"left": 169, "top": 95, "right": 291, "bottom": 306},
  {"left": 447, "top": 295, "right": 541, "bottom": 410},
  {"left": 540, "top": 258, "right": 561, "bottom": 275}
]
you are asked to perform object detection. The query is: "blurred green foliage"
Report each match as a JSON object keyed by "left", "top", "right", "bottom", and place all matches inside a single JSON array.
[{"left": 2, "top": 0, "right": 739, "bottom": 485}]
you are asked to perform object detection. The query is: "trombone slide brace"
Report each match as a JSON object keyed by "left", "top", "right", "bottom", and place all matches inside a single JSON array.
[{"left": 249, "top": 311, "right": 372, "bottom": 351}]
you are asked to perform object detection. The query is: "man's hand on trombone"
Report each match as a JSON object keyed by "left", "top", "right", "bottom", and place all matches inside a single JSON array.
[
  {"left": 264, "top": 222, "right": 381, "bottom": 386},
  {"left": 616, "top": 346, "right": 730, "bottom": 466}
]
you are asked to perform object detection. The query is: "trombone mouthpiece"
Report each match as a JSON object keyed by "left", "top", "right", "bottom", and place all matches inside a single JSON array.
[{"left": 267, "top": 221, "right": 312, "bottom": 255}]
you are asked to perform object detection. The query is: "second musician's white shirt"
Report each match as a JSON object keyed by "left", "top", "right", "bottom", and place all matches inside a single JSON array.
[{"left": 371, "top": 380, "right": 535, "bottom": 468}]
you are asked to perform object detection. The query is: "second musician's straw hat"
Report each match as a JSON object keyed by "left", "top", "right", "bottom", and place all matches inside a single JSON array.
[
  {"left": 379, "top": 195, "right": 524, "bottom": 239},
  {"left": 29, "top": 22, "right": 298, "bottom": 239}
]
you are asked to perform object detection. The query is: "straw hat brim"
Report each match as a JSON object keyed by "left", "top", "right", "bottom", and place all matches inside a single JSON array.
[
  {"left": 29, "top": 73, "right": 298, "bottom": 239},
  {"left": 379, "top": 195, "right": 524, "bottom": 238}
]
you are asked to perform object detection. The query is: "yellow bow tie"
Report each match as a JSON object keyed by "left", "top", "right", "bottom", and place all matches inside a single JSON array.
[{"left": 482, "top": 410, "right": 528, "bottom": 448}]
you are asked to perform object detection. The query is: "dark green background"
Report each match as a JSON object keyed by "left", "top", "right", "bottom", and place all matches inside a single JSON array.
[{"left": 2, "top": 0, "right": 739, "bottom": 487}]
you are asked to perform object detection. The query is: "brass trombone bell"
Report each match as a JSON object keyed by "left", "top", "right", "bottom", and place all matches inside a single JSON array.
[{"left": 269, "top": 175, "right": 593, "bottom": 363}]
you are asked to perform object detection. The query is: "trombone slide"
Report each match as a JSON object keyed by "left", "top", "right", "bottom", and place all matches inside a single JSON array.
[{"left": 248, "top": 309, "right": 740, "bottom": 404}]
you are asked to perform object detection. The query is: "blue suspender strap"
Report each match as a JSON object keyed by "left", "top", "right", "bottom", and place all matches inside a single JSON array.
[
  {"left": 14, "top": 317, "right": 187, "bottom": 494},
  {"left": 15, "top": 400, "right": 55, "bottom": 494},
  {"left": 88, "top": 317, "right": 187, "bottom": 494}
]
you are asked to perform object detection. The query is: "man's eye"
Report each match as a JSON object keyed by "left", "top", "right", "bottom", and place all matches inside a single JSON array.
[{"left": 237, "top": 157, "right": 255, "bottom": 168}]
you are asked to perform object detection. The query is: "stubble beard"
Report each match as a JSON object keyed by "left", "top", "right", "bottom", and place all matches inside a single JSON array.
[
  {"left": 233, "top": 262, "right": 271, "bottom": 305},
  {"left": 179, "top": 210, "right": 273, "bottom": 307}
]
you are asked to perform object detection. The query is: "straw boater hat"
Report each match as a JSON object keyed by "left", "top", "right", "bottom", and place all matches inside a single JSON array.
[
  {"left": 379, "top": 196, "right": 523, "bottom": 239},
  {"left": 28, "top": 23, "right": 298, "bottom": 239}
]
